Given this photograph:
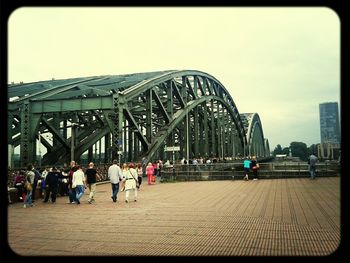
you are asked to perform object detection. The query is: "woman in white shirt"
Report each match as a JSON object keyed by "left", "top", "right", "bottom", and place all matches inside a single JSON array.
[{"left": 72, "top": 165, "right": 85, "bottom": 204}]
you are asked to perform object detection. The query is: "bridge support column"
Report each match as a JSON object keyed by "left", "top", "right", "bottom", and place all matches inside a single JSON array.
[
  {"left": 194, "top": 106, "right": 199, "bottom": 157},
  {"left": 20, "top": 102, "right": 40, "bottom": 167},
  {"left": 203, "top": 101, "right": 209, "bottom": 158}
]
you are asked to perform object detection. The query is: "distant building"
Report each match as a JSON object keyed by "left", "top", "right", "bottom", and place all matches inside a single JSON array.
[
  {"left": 319, "top": 102, "right": 340, "bottom": 145},
  {"left": 317, "top": 142, "right": 341, "bottom": 161}
]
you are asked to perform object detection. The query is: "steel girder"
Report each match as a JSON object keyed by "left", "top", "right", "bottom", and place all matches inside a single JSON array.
[{"left": 8, "top": 70, "right": 261, "bottom": 167}]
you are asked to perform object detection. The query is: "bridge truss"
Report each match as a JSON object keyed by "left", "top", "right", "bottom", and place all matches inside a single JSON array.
[{"left": 8, "top": 70, "right": 269, "bottom": 167}]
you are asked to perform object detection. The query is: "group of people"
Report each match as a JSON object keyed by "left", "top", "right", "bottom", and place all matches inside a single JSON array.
[
  {"left": 16, "top": 161, "right": 102, "bottom": 208},
  {"left": 11, "top": 153, "right": 319, "bottom": 207},
  {"left": 12, "top": 163, "right": 42, "bottom": 208},
  {"left": 243, "top": 153, "right": 318, "bottom": 180},
  {"left": 11, "top": 159, "right": 159, "bottom": 207}
]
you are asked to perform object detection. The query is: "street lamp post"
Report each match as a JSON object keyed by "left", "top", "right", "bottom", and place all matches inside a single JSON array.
[
  {"left": 186, "top": 108, "right": 189, "bottom": 164},
  {"left": 38, "top": 130, "right": 41, "bottom": 168},
  {"left": 71, "top": 123, "right": 77, "bottom": 162}
]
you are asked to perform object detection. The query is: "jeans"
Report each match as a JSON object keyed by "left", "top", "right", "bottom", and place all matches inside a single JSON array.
[
  {"left": 111, "top": 183, "right": 119, "bottom": 200},
  {"left": 309, "top": 165, "right": 316, "bottom": 179},
  {"left": 69, "top": 188, "right": 77, "bottom": 203},
  {"left": 32, "top": 181, "right": 38, "bottom": 200},
  {"left": 75, "top": 185, "right": 85, "bottom": 201},
  {"left": 24, "top": 189, "right": 32, "bottom": 206}
]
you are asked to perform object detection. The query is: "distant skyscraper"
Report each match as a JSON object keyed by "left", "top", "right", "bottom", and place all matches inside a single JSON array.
[{"left": 319, "top": 102, "right": 340, "bottom": 144}]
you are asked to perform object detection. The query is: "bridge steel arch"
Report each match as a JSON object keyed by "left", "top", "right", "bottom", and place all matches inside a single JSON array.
[
  {"left": 240, "top": 113, "right": 267, "bottom": 157},
  {"left": 8, "top": 70, "right": 261, "bottom": 167}
]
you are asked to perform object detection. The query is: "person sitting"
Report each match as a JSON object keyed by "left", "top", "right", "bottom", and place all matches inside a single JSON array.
[{"left": 14, "top": 170, "right": 26, "bottom": 202}]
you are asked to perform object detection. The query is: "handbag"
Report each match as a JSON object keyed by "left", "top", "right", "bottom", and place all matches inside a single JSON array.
[
  {"left": 24, "top": 182, "right": 32, "bottom": 191},
  {"left": 120, "top": 181, "right": 125, "bottom": 192}
]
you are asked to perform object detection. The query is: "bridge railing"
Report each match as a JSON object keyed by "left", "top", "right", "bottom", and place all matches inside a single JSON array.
[{"left": 159, "top": 162, "right": 341, "bottom": 182}]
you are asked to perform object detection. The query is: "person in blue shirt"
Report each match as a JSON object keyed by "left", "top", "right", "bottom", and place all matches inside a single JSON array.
[{"left": 243, "top": 156, "right": 251, "bottom": 181}]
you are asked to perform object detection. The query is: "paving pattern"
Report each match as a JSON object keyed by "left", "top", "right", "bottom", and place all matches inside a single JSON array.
[{"left": 7, "top": 177, "right": 340, "bottom": 256}]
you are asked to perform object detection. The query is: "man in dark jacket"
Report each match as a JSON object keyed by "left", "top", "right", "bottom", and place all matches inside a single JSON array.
[{"left": 43, "top": 166, "right": 62, "bottom": 203}]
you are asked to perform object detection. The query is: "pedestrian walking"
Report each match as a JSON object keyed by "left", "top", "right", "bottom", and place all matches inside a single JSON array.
[
  {"left": 67, "top": 161, "right": 77, "bottom": 204},
  {"left": 146, "top": 162, "right": 154, "bottom": 185},
  {"left": 124, "top": 163, "right": 138, "bottom": 203},
  {"left": 72, "top": 165, "right": 85, "bottom": 204},
  {"left": 136, "top": 163, "right": 143, "bottom": 189},
  {"left": 308, "top": 153, "right": 318, "bottom": 180},
  {"left": 23, "top": 164, "right": 35, "bottom": 208},
  {"left": 108, "top": 159, "right": 124, "bottom": 203},
  {"left": 85, "top": 162, "right": 101, "bottom": 204},
  {"left": 31, "top": 165, "right": 41, "bottom": 202}
]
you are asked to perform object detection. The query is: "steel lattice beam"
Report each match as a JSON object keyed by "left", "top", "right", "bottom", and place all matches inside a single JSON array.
[{"left": 8, "top": 70, "right": 269, "bottom": 167}]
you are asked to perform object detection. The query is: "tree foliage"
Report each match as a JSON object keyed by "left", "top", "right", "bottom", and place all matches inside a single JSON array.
[
  {"left": 290, "top": 141, "right": 309, "bottom": 161},
  {"left": 273, "top": 144, "right": 283, "bottom": 156},
  {"left": 282, "top": 147, "right": 290, "bottom": 155}
]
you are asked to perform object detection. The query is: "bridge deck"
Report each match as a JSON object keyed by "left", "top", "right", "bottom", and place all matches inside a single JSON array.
[{"left": 7, "top": 177, "right": 341, "bottom": 256}]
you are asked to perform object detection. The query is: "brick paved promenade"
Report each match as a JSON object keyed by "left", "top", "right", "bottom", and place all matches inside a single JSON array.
[{"left": 7, "top": 177, "right": 340, "bottom": 256}]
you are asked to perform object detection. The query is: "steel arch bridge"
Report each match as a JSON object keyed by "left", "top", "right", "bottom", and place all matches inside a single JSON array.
[
  {"left": 8, "top": 70, "right": 270, "bottom": 167},
  {"left": 240, "top": 113, "right": 270, "bottom": 157}
]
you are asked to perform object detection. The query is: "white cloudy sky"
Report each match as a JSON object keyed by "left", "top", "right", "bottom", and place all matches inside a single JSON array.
[{"left": 8, "top": 7, "right": 340, "bottom": 150}]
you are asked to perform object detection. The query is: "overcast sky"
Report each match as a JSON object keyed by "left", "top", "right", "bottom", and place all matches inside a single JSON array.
[{"left": 8, "top": 7, "right": 340, "bottom": 150}]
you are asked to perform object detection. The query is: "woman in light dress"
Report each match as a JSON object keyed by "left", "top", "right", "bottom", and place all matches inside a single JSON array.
[{"left": 124, "top": 163, "right": 138, "bottom": 202}]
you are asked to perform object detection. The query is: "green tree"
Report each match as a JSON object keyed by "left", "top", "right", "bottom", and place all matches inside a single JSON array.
[
  {"left": 273, "top": 144, "right": 283, "bottom": 156},
  {"left": 309, "top": 144, "right": 317, "bottom": 156},
  {"left": 282, "top": 147, "right": 290, "bottom": 155},
  {"left": 290, "top": 141, "right": 309, "bottom": 161}
]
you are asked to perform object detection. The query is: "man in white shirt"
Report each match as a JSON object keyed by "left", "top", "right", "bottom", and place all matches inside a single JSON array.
[{"left": 108, "top": 159, "right": 124, "bottom": 202}]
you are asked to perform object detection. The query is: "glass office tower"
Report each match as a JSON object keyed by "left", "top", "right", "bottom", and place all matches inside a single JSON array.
[{"left": 319, "top": 102, "right": 340, "bottom": 144}]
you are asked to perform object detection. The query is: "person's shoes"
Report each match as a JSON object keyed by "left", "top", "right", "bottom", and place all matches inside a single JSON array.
[
  {"left": 23, "top": 204, "right": 27, "bottom": 208},
  {"left": 253, "top": 178, "right": 258, "bottom": 180},
  {"left": 43, "top": 200, "right": 48, "bottom": 203},
  {"left": 88, "top": 200, "right": 92, "bottom": 204},
  {"left": 71, "top": 201, "right": 76, "bottom": 204},
  {"left": 77, "top": 200, "right": 80, "bottom": 204},
  {"left": 134, "top": 199, "right": 137, "bottom": 202},
  {"left": 125, "top": 200, "right": 128, "bottom": 203}
]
